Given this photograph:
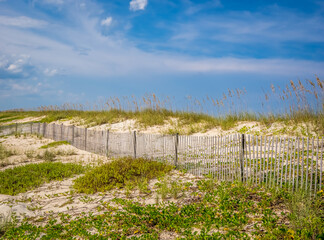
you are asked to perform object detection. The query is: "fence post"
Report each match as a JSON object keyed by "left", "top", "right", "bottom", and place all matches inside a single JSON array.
[
  {"left": 30, "top": 122, "right": 33, "bottom": 134},
  {"left": 175, "top": 133, "right": 179, "bottom": 168},
  {"left": 106, "top": 130, "right": 109, "bottom": 157},
  {"left": 15, "top": 123, "right": 18, "bottom": 134},
  {"left": 133, "top": 131, "right": 137, "bottom": 159},
  {"left": 61, "top": 124, "right": 63, "bottom": 141},
  {"left": 85, "top": 128, "right": 87, "bottom": 151},
  {"left": 240, "top": 134, "right": 245, "bottom": 182},
  {"left": 43, "top": 123, "right": 46, "bottom": 137},
  {"left": 53, "top": 123, "right": 55, "bottom": 140},
  {"left": 72, "top": 125, "right": 75, "bottom": 145}
]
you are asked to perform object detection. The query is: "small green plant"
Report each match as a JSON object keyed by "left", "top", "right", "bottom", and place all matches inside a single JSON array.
[
  {"left": 0, "top": 144, "right": 15, "bottom": 160},
  {"left": 25, "top": 150, "right": 35, "bottom": 159},
  {"left": 42, "top": 150, "right": 56, "bottom": 162},
  {"left": 138, "top": 178, "right": 151, "bottom": 194},
  {"left": 155, "top": 178, "right": 184, "bottom": 200},
  {"left": 197, "top": 178, "right": 216, "bottom": 193},
  {"left": 55, "top": 149, "right": 76, "bottom": 156},
  {"left": 79, "top": 196, "right": 94, "bottom": 203},
  {"left": 155, "top": 178, "right": 170, "bottom": 200},
  {"left": 40, "top": 141, "right": 70, "bottom": 149},
  {"left": 14, "top": 132, "right": 21, "bottom": 138},
  {"left": 238, "top": 125, "right": 249, "bottom": 134},
  {"left": 170, "top": 181, "right": 182, "bottom": 199},
  {"left": 0, "top": 143, "right": 15, "bottom": 167},
  {"left": 35, "top": 133, "right": 43, "bottom": 139},
  {"left": 124, "top": 180, "right": 135, "bottom": 198},
  {"left": 0, "top": 215, "right": 12, "bottom": 237},
  {"left": 262, "top": 208, "right": 279, "bottom": 230}
]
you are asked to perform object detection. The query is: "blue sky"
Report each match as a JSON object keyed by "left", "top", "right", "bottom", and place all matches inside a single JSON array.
[{"left": 0, "top": 0, "right": 323, "bottom": 111}]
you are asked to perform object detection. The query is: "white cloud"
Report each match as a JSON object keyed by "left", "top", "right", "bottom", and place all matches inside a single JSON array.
[
  {"left": 129, "top": 0, "right": 148, "bottom": 11},
  {"left": 44, "top": 68, "right": 58, "bottom": 77},
  {"left": 7, "top": 64, "right": 21, "bottom": 73},
  {"left": 101, "top": 17, "right": 112, "bottom": 27},
  {"left": 1, "top": 55, "right": 32, "bottom": 75},
  {"left": 0, "top": 16, "right": 47, "bottom": 28}
]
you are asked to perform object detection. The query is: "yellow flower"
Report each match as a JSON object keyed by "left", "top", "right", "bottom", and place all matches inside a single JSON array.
[
  {"left": 134, "top": 230, "right": 139, "bottom": 234},
  {"left": 224, "top": 228, "right": 229, "bottom": 231}
]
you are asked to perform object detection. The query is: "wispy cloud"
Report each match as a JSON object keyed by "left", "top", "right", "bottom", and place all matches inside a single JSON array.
[
  {"left": 185, "top": 0, "right": 222, "bottom": 15},
  {"left": 101, "top": 17, "right": 113, "bottom": 27},
  {"left": 43, "top": 68, "right": 58, "bottom": 77},
  {"left": 129, "top": 0, "right": 148, "bottom": 11},
  {"left": 170, "top": 8, "right": 324, "bottom": 44},
  {"left": 0, "top": 54, "right": 36, "bottom": 78},
  {"left": 0, "top": 16, "right": 47, "bottom": 28}
]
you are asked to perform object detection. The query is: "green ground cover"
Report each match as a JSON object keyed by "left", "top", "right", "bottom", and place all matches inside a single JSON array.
[
  {"left": 0, "top": 162, "right": 85, "bottom": 195},
  {"left": 1, "top": 180, "right": 323, "bottom": 239}
]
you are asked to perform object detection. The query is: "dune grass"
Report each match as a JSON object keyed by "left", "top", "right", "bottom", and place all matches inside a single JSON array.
[
  {"left": 0, "top": 77, "right": 323, "bottom": 134},
  {"left": 1, "top": 108, "right": 323, "bottom": 135}
]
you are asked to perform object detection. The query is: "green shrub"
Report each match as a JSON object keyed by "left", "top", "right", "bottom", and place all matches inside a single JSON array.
[
  {"left": 0, "top": 162, "right": 85, "bottom": 195},
  {"left": 73, "top": 157, "right": 173, "bottom": 194}
]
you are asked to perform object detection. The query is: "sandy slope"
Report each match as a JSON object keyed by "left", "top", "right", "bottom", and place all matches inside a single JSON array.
[{"left": 0, "top": 135, "right": 201, "bottom": 232}]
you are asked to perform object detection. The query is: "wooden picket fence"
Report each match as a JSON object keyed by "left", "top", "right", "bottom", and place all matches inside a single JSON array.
[{"left": 1, "top": 122, "right": 323, "bottom": 195}]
